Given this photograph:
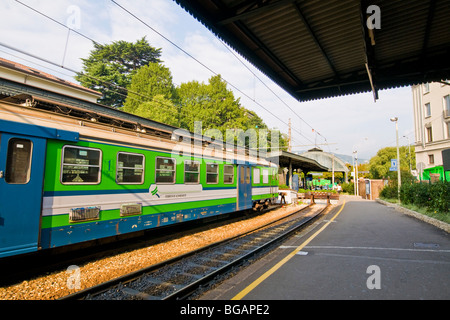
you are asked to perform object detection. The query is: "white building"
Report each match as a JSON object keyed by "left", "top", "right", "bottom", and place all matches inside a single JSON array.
[{"left": 411, "top": 81, "right": 450, "bottom": 181}]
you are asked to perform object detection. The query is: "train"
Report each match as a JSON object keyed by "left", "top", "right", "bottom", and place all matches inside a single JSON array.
[{"left": 0, "top": 91, "right": 279, "bottom": 258}]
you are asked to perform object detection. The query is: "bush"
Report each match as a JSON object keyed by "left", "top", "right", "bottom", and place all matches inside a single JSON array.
[
  {"left": 380, "top": 183, "right": 398, "bottom": 199},
  {"left": 400, "top": 183, "right": 413, "bottom": 204},
  {"left": 395, "top": 181, "right": 450, "bottom": 213},
  {"left": 341, "top": 182, "right": 354, "bottom": 194},
  {"left": 427, "top": 181, "right": 450, "bottom": 213}
]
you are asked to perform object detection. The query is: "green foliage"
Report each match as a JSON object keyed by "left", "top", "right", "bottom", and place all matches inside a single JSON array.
[
  {"left": 380, "top": 183, "right": 398, "bottom": 199},
  {"left": 176, "top": 75, "right": 288, "bottom": 148},
  {"left": 76, "top": 37, "right": 162, "bottom": 108},
  {"left": 298, "top": 188, "right": 337, "bottom": 194},
  {"left": 341, "top": 182, "right": 354, "bottom": 194},
  {"left": 122, "top": 62, "right": 177, "bottom": 117},
  {"left": 177, "top": 75, "right": 247, "bottom": 133},
  {"left": 385, "top": 181, "right": 450, "bottom": 214},
  {"left": 427, "top": 181, "right": 450, "bottom": 213},
  {"left": 129, "top": 94, "right": 179, "bottom": 127},
  {"left": 77, "top": 39, "right": 289, "bottom": 149},
  {"left": 369, "top": 146, "right": 415, "bottom": 179}
]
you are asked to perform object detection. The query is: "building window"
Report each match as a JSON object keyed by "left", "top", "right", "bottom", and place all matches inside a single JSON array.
[
  {"left": 223, "top": 165, "right": 234, "bottom": 184},
  {"left": 423, "top": 83, "right": 430, "bottom": 93},
  {"left": 206, "top": 163, "right": 218, "bottom": 184},
  {"left": 116, "top": 152, "right": 144, "bottom": 184},
  {"left": 426, "top": 126, "right": 433, "bottom": 142},
  {"left": 155, "top": 157, "right": 176, "bottom": 183},
  {"left": 447, "top": 122, "right": 450, "bottom": 139},
  {"left": 424, "top": 103, "right": 431, "bottom": 117},
  {"left": 428, "top": 154, "right": 434, "bottom": 164},
  {"left": 444, "top": 95, "right": 450, "bottom": 118},
  {"left": 184, "top": 160, "right": 200, "bottom": 184},
  {"left": 61, "top": 146, "right": 101, "bottom": 184}
]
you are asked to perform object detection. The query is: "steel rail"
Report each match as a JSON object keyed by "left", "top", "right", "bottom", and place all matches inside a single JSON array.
[{"left": 60, "top": 202, "right": 329, "bottom": 300}]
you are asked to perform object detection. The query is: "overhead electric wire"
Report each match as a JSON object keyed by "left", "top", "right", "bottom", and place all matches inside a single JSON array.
[
  {"left": 0, "top": 41, "right": 176, "bottom": 112},
  {"left": 12, "top": 0, "right": 316, "bottom": 146},
  {"left": 110, "top": 0, "right": 316, "bottom": 146},
  {"left": 218, "top": 38, "right": 328, "bottom": 142},
  {"left": 15, "top": 0, "right": 98, "bottom": 45}
]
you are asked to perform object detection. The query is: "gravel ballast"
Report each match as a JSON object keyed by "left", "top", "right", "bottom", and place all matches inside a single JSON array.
[{"left": 0, "top": 204, "right": 305, "bottom": 300}]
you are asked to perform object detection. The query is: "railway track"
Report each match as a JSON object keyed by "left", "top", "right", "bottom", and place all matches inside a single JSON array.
[
  {"left": 61, "top": 203, "right": 330, "bottom": 300},
  {"left": 0, "top": 204, "right": 283, "bottom": 287}
]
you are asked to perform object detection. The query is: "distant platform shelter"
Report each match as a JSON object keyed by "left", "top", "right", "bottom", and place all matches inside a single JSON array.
[
  {"left": 267, "top": 150, "right": 328, "bottom": 189},
  {"left": 300, "top": 148, "right": 350, "bottom": 182}
]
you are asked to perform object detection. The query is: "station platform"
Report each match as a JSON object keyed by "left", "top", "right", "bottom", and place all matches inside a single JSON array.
[{"left": 200, "top": 196, "right": 450, "bottom": 300}]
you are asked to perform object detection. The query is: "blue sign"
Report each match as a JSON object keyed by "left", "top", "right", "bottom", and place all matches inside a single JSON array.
[{"left": 389, "top": 159, "right": 398, "bottom": 171}]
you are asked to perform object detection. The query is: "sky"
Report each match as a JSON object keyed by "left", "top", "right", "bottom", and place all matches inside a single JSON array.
[{"left": 0, "top": 0, "right": 416, "bottom": 161}]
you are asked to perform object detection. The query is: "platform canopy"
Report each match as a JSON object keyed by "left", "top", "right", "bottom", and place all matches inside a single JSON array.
[
  {"left": 300, "top": 148, "right": 349, "bottom": 173},
  {"left": 268, "top": 150, "right": 328, "bottom": 172},
  {"left": 175, "top": 0, "right": 450, "bottom": 102}
]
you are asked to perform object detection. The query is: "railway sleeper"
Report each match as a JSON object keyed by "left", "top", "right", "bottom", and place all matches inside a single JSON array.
[
  {"left": 135, "top": 277, "right": 185, "bottom": 291},
  {"left": 186, "top": 262, "right": 220, "bottom": 272},
  {"left": 198, "top": 257, "right": 230, "bottom": 266},
  {"left": 121, "top": 287, "right": 159, "bottom": 300},
  {"left": 181, "top": 272, "right": 204, "bottom": 280}
]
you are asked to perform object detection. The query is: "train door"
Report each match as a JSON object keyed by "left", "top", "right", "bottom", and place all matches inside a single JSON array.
[
  {"left": 237, "top": 165, "right": 252, "bottom": 210},
  {"left": 0, "top": 133, "right": 46, "bottom": 257}
]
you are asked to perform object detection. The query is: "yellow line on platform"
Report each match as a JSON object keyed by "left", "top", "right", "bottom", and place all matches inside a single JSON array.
[{"left": 231, "top": 200, "right": 346, "bottom": 300}]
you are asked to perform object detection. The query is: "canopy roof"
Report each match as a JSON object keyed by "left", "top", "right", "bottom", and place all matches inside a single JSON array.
[
  {"left": 300, "top": 149, "right": 349, "bottom": 173},
  {"left": 175, "top": 0, "right": 450, "bottom": 101},
  {"left": 268, "top": 150, "right": 328, "bottom": 172}
]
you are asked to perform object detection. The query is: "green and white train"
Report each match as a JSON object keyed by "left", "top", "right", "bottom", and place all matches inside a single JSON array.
[{"left": 0, "top": 94, "right": 278, "bottom": 258}]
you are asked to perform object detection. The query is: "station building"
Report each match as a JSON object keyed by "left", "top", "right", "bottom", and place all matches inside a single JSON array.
[{"left": 412, "top": 82, "right": 450, "bottom": 181}]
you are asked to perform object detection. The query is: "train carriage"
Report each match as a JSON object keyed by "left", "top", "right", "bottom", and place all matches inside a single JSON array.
[{"left": 0, "top": 96, "right": 279, "bottom": 258}]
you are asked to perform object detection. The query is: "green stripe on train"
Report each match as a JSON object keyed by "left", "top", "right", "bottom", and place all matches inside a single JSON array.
[{"left": 252, "top": 193, "right": 278, "bottom": 201}]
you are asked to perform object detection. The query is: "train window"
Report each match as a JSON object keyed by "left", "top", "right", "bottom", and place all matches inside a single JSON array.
[
  {"left": 156, "top": 157, "right": 175, "bottom": 183},
  {"left": 185, "top": 160, "right": 200, "bottom": 184},
  {"left": 224, "top": 165, "right": 234, "bottom": 184},
  {"left": 61, "top": 146, "right": 101, "bottom": 184},
  {"left": 5, "top": 138, "right": 32, "bottom": 184},
  {"left": 206, "top": 163, "right": 218, "bottom": 184},
  {"left": 253, "top": 168, "right": 260, "bottom": 184},
  {"left": 240, "top": 166, "right": 244, "bottom": 183},
  {"left": 262, "top": 169, "right": 269, "bottom": 184},
  {"left": 116, "top": 152, "right": 144, "bottom": 184}
]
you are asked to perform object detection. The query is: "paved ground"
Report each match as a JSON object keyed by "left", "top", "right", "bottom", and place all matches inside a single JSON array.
[{"left": 200, "top": 196, "right": 450, "bottom": 300}]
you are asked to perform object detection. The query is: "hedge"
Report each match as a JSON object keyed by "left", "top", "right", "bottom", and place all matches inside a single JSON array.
[{"left": 381, "top": 181, "right": 450, "bottom": 213}]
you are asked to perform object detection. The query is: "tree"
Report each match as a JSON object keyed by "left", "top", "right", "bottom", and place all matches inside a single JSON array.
[
  {"left": 368, "top": 146, "right": 415, "bottom": 179},
  {"left": 76, "top": 37, "right": 162, "bottom": 108},
  {"left": 177, "top": 75, "right": 245, "bottom": 133},
  {"left": 131, "top": 95, "right": 179, "bottom": 127},
  {"left": 122, "top": 62, "right": 177, "bottom": 115}
]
